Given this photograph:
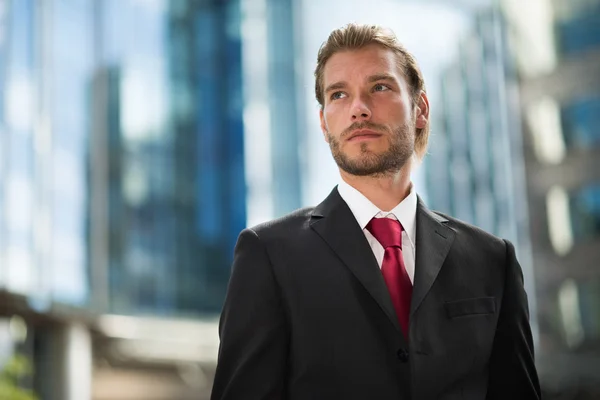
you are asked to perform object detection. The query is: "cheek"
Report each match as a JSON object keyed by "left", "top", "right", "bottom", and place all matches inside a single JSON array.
[
  {"left": 324, "top": 107, "right": 342, "bottom": 130},
  {"left": 374, "top": 97, "right": 410, "bottom": 120}
]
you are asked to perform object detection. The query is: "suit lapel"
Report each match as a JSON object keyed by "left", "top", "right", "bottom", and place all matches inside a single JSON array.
[
  {"left": 310, "top": 187, "right": 403, "bottom": 334},
  {"left": 411, "top": 197, "right": 455, "bottom": 316}
]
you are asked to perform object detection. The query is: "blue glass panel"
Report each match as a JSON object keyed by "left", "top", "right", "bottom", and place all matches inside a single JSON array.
[
  {"left": 570, "top": 183, "right": 600, "bottom": 240},
  {"left": 557, "top": 5, "right": 600, "bottom": 56},
  {"left": 3, "top": 0, "right": 36, "bottom": 294},
  {"left": 562, "top": 97, "right": 600, "bottom": 149},
  {"left": 100, "top": 0, "right": 246, "bottom": 316},
  {"left": 223, "top": 0, "right": 245, "bottom": 257},
  {"left": 195, "top": 9, "right": 222, "bottom": 242},
  {"left": 50, "top": 0, "right": 93, "bottom": 305}
]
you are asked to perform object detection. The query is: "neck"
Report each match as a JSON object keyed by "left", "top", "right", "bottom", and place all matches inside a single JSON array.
[{"left": 340, "top": 165, "right": 412, "bottom": 212}]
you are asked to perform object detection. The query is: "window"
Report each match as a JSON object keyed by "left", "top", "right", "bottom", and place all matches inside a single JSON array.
[
  {"left": 570, "top": 183, "right": 600, "bottom": 241},
  {"left": 49, "top": 0, "right": 94, "bottom": 305},
  {"left": 561, "top": 96, "right": 600, "bottom": 150},
  {"left": 3, "top": 0, "right": 36, "bottom": 294},
  {"left": 547, "top": 183, "right": 600, "bottom": 255},
  {"left": 556, "top": 4, "right": 600, "bottom": 57}
]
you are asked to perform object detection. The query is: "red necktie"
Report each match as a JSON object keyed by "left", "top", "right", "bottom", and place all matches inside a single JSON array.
[{"left": 367, "top": 218, "right": 413, "bottom": 337}]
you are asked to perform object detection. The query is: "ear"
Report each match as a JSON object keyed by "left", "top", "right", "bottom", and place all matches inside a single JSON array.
[
  {"left": 414, "top": 91, "right": 429, "bottom": 129},
  {"left": 319, "top": 108, "right": 330, "bottom": 143}
]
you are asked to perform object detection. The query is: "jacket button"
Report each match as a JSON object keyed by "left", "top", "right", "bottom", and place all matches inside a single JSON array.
[{"left": 397, "top": 349, "right": 409, "bottom": 363}]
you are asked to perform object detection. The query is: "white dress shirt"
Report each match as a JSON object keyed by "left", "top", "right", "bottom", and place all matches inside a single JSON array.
[{"left": 337, "top": 180, "right": 417, "bottom": 284}]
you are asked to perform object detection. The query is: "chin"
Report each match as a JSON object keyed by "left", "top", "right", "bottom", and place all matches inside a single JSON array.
[{"left": 348, "top": 141, "right": 386, "bottom": 151}]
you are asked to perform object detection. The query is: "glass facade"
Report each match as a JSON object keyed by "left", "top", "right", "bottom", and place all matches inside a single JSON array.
[
  {"left": 0, "top": 0, "right": 249, "bottom": 317},
  {"left": 241, "top": 0, "right": 303, "bottom": 226},
  {"left": 427, "top": 9, "right": 523, "bottom": 243},
  {"left": 426, "top": 5, "right": 538, "bottom": 339},
  {"left": 0, "top": 1, "right": 5, "bottom": 287},
  {"left": 49, "top": 0, "right": 94, "bottom": 305},
  {"left": 556, "top": 1, "right": 600, "bottom": 56},
  {"left": 570, "top": 183, "right": 600, "bottom": 242},
  {"left": 2, "top": 0, "right": 38, "bottom": 296},
  {"left": 266, "top": 0, "right": 303, "bottom": 218},
  {"left": 554, "top": 277, "right": 600, "bottom": 351},
  {"left": 506, "top": 0, "right": 600, "bottom": 395},
  {"left": 561, "top": 96, "right": 600, "bottom": 149},
  {"left": 96, "top": 0, "right": 246, "bottom": 316},
  {"left": 575, "top": 278, "right": 600, "bottom": 347},
  {"left": 0, "top": 0, "right": 93, "bottom": 306}
]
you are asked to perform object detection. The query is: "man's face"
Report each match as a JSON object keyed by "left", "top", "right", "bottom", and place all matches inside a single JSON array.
[{"left": 319, "top": 44, "right": 424, "bottom": 176}]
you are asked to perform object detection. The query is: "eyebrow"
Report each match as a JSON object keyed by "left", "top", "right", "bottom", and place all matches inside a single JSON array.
[
  {"left": 367, "top": 73, "right": 397, "bottom": 83},
  {"left": 324, "top": 81, "right": 347, "bottom": 94},
  {"left": 324, "top": 73, "right": 398, "bottom": 94}
]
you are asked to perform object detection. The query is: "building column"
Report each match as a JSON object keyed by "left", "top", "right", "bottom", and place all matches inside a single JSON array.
[{"left": 36, "top": 322, "right": 92, "bottom": 400}]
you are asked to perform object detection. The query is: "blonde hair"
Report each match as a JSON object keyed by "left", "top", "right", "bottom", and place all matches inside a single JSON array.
[{"left": 315, "top": 23, "right": 429, "bottom": 159}]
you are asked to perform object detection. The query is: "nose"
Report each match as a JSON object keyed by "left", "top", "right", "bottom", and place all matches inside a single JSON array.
[{"left": 351, "top": 97, "right": 371, "bottom": 121}]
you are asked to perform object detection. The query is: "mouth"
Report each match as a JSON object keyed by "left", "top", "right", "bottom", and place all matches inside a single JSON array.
[{"left": 347, "top": 129, "right": 383, "bottom": 142}]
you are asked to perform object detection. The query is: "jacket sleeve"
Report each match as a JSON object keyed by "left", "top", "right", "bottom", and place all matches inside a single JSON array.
[
  {"left": 211, "top": 228, "right": 289, "bottom": 400},
  {"left": 486, "top": 240, "right": 541, "bottom": 399}
]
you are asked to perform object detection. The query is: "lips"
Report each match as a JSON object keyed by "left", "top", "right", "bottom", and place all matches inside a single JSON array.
[{"left": 347, "top": 129, "right": 382, "bottom": 141}]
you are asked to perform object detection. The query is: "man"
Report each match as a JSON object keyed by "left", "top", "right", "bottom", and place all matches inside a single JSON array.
[{"left": 211, "top": 24, "right": 541, "bottom": 400}]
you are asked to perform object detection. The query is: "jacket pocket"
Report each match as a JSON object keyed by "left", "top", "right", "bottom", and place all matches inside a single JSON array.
[{"left": 444, "top": 297, "right": 496, "bottom": 318}]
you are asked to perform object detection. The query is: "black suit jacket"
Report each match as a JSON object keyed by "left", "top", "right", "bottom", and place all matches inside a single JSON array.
[{"left": 211, "top": 187, "right": 541, "bottom": 400}]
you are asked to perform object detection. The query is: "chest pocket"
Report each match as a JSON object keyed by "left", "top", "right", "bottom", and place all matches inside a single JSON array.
[{"left": 444, "top": 297, "right": 496, "bottom": 318}]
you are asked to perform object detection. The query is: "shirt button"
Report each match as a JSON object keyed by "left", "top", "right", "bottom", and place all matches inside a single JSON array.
[{"left": 397, "top": 348, "right": 409, "bottom": 363}]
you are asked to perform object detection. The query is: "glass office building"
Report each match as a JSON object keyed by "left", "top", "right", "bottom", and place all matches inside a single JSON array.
[
  {"left": 0, "top": 0, "right": 246, "bottom": 317},
  {"left": 430, "top": 0, "right": 600, "bottom": 395},
  {"left": 241, "top": 0, "right": 303, "bottom": 226},
  {"left": 1, "top": 0, "right": 93, "bottom": 305},
  {"left": 425, "top": 7, "right": 534, "bottom": 286},
  {"left": 0, "top": 0, "right": 307, "bottom": 398},
  {"left": 0, "top": 0, "right": 254, "bottom": 398},
  {"left": 91, "top": 0, "right": 246, "bottom": 317},
  {"left": 501, "top": 0, "right": 600, "bottom": 396}
]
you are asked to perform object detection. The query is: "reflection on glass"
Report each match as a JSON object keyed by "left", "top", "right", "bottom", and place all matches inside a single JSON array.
[
  {"left": 557, "top": 277, "right": 600, "bottom": 350},
  {"left": 556, "top": 2, "right": 600, "bottom": 56},
  {"left": 49, "top": 0, "right": 93, "bottom": 305},
  {"left": 561, "top": 96, "right": 600, "bottom": 150},
  {"left": 3, "top": 0, "right": 35, "bottom": 295},
  {"left": 570, "top": 183, "right": 600, "bottom": 241},
  {"left": 546, "top": 185, "right": 574, "bottom": 255},
  {"left": 527, "top": 97, "right": 566, "bottom": 165},
  {"left": 559, "top": 279, "right": 585, "bottom": 348},
  {"left": 5, "top": 74, "right": 33, "bottom": 132},
  {"left": 503, "top": 0, "right": 557, "bottom": 77},
  {"left": 102, "top": 0, "right": 245, "bottom": 316},
  {"left": 120, "top": 64, "right": 168, "bottom": 143}
]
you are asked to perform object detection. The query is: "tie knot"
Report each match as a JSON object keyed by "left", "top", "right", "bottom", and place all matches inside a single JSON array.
[{"left": 366, "top": 217, "right": 403, "bottom": 249}]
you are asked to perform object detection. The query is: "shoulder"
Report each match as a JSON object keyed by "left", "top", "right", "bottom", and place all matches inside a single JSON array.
[
  {"left": 246, "top": 206, "right": 315, "bottom": 241},
  {"left": 431, "top": 210, "right": 508, "bottom": 255}
]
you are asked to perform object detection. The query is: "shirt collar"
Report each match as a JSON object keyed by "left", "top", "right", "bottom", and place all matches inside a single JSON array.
[{"left": 337, "top": 179, "right": 418, "bottom": 245}]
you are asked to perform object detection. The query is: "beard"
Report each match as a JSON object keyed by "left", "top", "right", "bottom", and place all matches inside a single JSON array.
[{"left": 326, "top": 121, "right": 414, "bottom": 177}]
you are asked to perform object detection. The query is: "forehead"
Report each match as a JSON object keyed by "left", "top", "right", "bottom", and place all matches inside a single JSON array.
[{"left": 323, "top": 44, "right": 403, "bottom": 83}]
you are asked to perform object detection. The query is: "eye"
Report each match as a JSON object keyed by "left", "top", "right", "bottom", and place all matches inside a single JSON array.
[
  {"left": 330, "top": 91, "right": 347, "bottom": 101},
  {"left": 373, "top": 83, "right": 390, "bottom": 92}
]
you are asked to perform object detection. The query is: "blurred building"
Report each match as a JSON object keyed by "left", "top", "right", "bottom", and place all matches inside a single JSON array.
[
  {"left": 0, "top": 0, "right": 245, "bottom": 399},
  {"left": 241, "top": 0, "right": 304, "bottom": 226},
  {"left": 90, "top": 0, "right": 245, "bottom": 318},
  {"left": 425, "top": 7, "right": 536, "bottom": 305},
  {"left": 503, "top": 0, "right": 600, "bottom": 397},
  {"left": 425, "top": 7, "right": 527, "bottom": 241},
  {"left": 0, "top": 0, "right": 306, "bottom": 398},
  {"left": 1, "top": 0, "right": 94, "bottom": 398},
  {"left": 427, "top": 0, "right": 600, "bottom": 397},
  {"left": 90, "top": 1, "right": 248, "bottom": 397}
]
